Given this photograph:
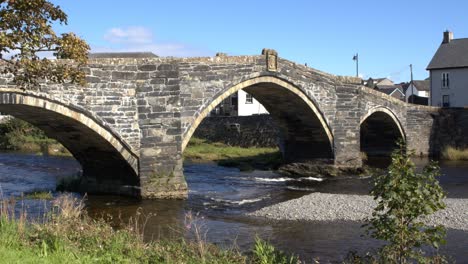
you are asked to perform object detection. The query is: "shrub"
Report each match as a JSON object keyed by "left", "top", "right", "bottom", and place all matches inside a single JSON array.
[{"left": 364, "top": 140, "right": 447, "bottom": 263}]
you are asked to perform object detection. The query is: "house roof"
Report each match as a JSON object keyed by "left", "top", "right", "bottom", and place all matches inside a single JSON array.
[
  {"left": 400, "top": 80, "right": 429, "bottom": 93},
  {"left": 88, "top": 52, "right": 158, "bottom": 59},
  {"left": 412, "top": 80, "right": 430, "bottom": 91},
  {"left": 427, "top": 38, "right": 468, "bottom": 70},
  {"left": 376, "top": 85, "right": 404, "bottom": 96}
]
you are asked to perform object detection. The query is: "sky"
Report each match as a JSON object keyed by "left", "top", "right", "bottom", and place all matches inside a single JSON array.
[{"left": 51, "top": 0, "right": 468, "bottom": 83}]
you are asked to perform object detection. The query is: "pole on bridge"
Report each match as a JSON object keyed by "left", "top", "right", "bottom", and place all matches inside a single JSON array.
[
  {"left": 353, "top": 53, "right": 359, "bottom": 77},
  {"left": 410, "top": 64, "right": 414, "bottom": 104}
]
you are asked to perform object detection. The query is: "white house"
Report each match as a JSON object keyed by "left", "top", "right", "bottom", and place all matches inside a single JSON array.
[
  {"left": 236, "top": 90, "right": 268, "bottom": 116},
  {"left": 427, "top": 31, "right": 468, "bottom": 107},
  {"left": 405, "top": 80, "right": 430, "bottom": 105},
  {"left": 210, "top": 90, "right": 269, "bottom": 116}
]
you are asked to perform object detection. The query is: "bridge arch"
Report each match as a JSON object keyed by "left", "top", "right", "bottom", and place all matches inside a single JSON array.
[
  {"left": 182, "top": 75, "right": 334, "bottom": 161},
  {"left": 0, "top": 89, "right": 140, "bottom": 196},
  {"left": 360, "top": 106, "right": 406, "bottom": 156}
]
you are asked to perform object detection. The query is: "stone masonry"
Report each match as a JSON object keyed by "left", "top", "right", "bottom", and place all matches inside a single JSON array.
[{"left": 0, "top": 50, "right": 453, "bottom": 199}]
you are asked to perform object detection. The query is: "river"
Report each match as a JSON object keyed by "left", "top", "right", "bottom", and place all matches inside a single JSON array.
[{"left": 0, "top": 152, "right": 467, "bottom": 262}]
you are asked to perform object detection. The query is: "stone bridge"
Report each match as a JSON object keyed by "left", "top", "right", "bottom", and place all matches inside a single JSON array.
[{"left": 0, "top": 50, "right": 440, "bottom": 199}]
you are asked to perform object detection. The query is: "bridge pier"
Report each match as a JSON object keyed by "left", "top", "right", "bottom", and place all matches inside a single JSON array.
[
  {"left": 136, "top": 63, "right": 188, "bottom": 199},
  {"left": 333, "top": 85, "right": 363, "bottom": 168}
]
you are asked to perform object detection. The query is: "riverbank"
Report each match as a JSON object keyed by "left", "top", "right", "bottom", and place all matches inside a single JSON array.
[
  {"left": 249, "top": 192, "right": 468, "bottom": 231},
  {"left": 0, "top": 194, "right": 298, "bottom": 264},
  {"left": 184, "top": 137, "right": 282, "bottom": 170},
  {"left": 0, "top": 118, "right": 70, "bottom": 156}
]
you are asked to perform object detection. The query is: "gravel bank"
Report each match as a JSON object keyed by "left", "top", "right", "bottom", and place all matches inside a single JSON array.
[{"left": 249, "top": 192, "right": 468, "bottom": 231}]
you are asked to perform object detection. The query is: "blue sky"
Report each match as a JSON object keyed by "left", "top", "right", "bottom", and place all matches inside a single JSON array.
[{"left": 51, "top": 0, "right": 468, "bottom": 83}]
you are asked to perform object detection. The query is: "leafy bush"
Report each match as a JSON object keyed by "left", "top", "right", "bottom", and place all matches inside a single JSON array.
[{"left": 364, "top": 140, "right": 447, "bottom": 263}]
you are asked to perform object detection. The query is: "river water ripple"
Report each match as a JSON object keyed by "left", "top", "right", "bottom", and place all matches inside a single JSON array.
[{"left": 0, "top": 153, "right": 467, "bottom": 262}]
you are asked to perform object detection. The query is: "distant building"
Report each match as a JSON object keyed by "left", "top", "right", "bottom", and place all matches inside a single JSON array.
[
  {"left": 404, "top": 80, "right": 430, "bottom": 105},
  {"left": 376, "top": 85, "right": 405, "bottom": 101},
  {"left": 365, "top": 77, "right": 394, "bottom": 89},
  {"left": 427, "top": 31, "right": 468, "bottom": 107},
  {"left": 210, "top": 90, "right": 268, "bottom": 116},
  {"left": 365, "top": 77, "right": 405, "bottom": 101}
]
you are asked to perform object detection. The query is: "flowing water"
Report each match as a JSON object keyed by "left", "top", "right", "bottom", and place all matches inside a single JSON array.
[{"left": 1, "top": 152, "right": 467, "bottom": 262}]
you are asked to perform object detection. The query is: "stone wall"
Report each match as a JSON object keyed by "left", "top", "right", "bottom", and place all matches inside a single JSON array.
[
  {"left": 193, "top": 115, "right": 279, "bottom": 148},
  {"left": 430, "top": 108, "right": 468, "bottom": 154},
  {"left": 405, "top": 106, "right": 437, "bottom": 156}
]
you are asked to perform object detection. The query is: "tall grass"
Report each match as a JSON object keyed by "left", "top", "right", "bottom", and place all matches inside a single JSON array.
[
  {"left": 0, "top": 194, "right": 298, "bottom": 263},
  {"left": 441, "top": 146, "right": 468, "bottom": 160},
  {"left": 252, "top": 237, "right": 301, "bottom": 264}
]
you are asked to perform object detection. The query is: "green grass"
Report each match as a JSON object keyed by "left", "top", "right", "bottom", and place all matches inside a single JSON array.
[
  {"left": 23, "top": 190, "right": 53, "bottom": 200},
  {"left": 441, "top": 146, "right": 468, "bottom": 160},
  {"left": 252, "top": 237, "right": 300, "bottom": 264},
  {"left": 0, "top": 195, "right": 244, "bottom": 264},
  {"left": 0, "top": 195, "right": 300, "bottom": 264},
  {"left": 184, "top": 137, "right": 283, "bottom": 170}
]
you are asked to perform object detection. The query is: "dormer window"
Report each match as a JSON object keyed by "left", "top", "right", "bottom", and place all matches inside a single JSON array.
[{"left": 442, "top": 72, "right": 450, "bottom": 88}]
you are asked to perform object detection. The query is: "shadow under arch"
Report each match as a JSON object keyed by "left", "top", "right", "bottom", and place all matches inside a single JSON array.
[
  {"left": 0, "top": 90, "right": 140, "bottom": 196},
  {"left": 183, "top": 76, "right": 334, "bottom": 162},
  {"left": 360, "top": 106, "right": 406, "bottom": 156}
]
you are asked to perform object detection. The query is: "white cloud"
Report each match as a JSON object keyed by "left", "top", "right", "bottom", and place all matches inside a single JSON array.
[
  {"left": 104, "top": 26, "right": 153, "bottom": 45},
  {"left": 98, "top": 26, "right": 211, "bottom": 57}
]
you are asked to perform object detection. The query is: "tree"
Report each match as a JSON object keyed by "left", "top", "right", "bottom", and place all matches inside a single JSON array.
[
  {"left": 365, "top": 140, "right": 447, "bottom": 263},
  {"left": 0, "top": 0, "right": 89, "bottom": 89}
]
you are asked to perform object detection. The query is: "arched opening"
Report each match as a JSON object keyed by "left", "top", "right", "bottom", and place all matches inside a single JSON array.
[
  {"left": 183, "top": 76, "right": 334, "bottom": 163},
  {"left": 360, "top": 108, "right": 405, "bottom": 158},
  {"left": 0, "top": 92, "right": 140, "bottom": 196},
  {"left": 180, "top": 76, "right": 334, "bottom": 212}
]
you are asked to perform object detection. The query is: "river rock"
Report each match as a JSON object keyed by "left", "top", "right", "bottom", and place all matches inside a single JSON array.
[{"left": 278, "top": 162, "right": 366, "bottom": 179}]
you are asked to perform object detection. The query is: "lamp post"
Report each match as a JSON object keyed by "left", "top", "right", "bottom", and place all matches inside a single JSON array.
[
  {"left": 410, "top": 64, "right": 414, "bottom": 104},
  {"left": 353, "top": 53, "right": 359, "bottom": 77}
]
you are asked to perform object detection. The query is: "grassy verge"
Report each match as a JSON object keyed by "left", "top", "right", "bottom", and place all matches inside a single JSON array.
[
  {"left": 184, "top": 137, "right": 283, "bottom": 171},
  {"left": 23, "top": 190, "right": 54, "bottom": 200},
  {"left": 0, "top": 118, "right": 71, "bottom": 156},
  {"left": 441, "top": 146, "right": 468, "bottom": 160},
  {"left": 0, "top": 195, "right": 299, "bottom": 263}
]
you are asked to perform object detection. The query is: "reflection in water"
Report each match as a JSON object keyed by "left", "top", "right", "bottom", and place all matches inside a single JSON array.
[{"left": 1, "top": 153, "right": 468, "bottom": 262}]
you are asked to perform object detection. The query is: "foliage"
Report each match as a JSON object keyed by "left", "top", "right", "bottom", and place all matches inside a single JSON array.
[
  {"left": 184, "top": 137, "right": 282, "bottom": 170},
  {"left": 0, "top": 0, "right": 89, "bottom": 89},
  {"left": 0, "top": 118, "right": 70, "bottom": 155},
  {"left": 364, "top": 140, "right": 447, "bottom": 263},
  {"left": 441, "top": 146, "right": 468, "bottom": 161},
  {"left": 252, "top": 237, "right": 301, "bottom": 264},
  {"left": 0, "top": 118, "right": 49, "bottom": 149}
]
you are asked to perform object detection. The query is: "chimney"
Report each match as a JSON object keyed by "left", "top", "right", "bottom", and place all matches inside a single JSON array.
[{"left": 443, "top": 30, "right": 453, "bottom": 44}]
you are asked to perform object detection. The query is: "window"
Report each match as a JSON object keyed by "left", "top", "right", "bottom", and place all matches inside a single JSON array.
[
  {"left": 231, "top": 96, "right": 238, "bottom": 111},
  {"left": 442, "top": 73, "right": 450, "bottom": 88},
  {"left": 442, "top": 95, "right": 450, "bottom": 107},
  {"left": 245, "top": 93, "right": 253, "bottom": 104}
]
